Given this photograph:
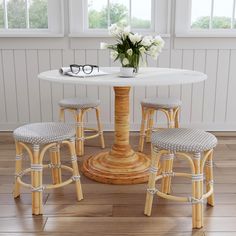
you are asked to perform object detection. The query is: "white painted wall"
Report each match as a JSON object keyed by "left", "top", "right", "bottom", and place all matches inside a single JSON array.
[{"left": 0, "top": 1, "right": 236, "bottom": 131}]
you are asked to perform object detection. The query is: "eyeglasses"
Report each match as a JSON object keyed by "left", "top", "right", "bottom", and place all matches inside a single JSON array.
[{"left": 70, "top": 64, "right": 99, "bottom": 74}]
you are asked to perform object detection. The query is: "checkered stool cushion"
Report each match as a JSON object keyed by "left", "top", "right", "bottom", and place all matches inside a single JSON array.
[
  {"left": 141, "top": 97, "right": 181, "bottom": 109},
  {"left": 13, "top": 122, "right": 75, "bottom": 144},
  {"left": 59, "top": 97, "right": 100, "bottom": 110},
  {"left": 152, "top": 128, "right": 217, "bottom": 153}
]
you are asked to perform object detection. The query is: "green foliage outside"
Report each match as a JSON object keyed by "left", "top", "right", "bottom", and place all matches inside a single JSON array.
[
  {"left": 192, "top": 16, "right": 234, "bottom": 29},
  {"left": 29, "top": 0, "right": 48, "bottom": 28},
  {"left": 0, "top": 2, "right": 4, "bottom": 28},
  {"left": 0, "top": 0, "right": 48, "bottom": 29},
  {"left": 88, "top": 3, "right": 151, "bottom": 29}
]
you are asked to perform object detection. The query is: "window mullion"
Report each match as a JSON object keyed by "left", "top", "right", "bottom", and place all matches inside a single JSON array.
[
  {"left": 3, "top": 0, "right": 8, "bottom": 29},
  {"left": 129, "top": 0, "right": 131, "bottom": 27},
  {"left": 210, "top": 0, "right": 214, "bottom": 29},
  {"left": 107, "top": 0, "right": 110, "bottom": 27},
  {"left": 26, "top": 0, "right": 30, "bottom": 29},
  {"left": 232, "top": 0, "right": 236, "bottom": 29}
]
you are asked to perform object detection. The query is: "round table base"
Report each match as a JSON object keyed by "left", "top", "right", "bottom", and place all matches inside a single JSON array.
[{"left": 82, "top": 151, "right": 151, "bottom": 184}]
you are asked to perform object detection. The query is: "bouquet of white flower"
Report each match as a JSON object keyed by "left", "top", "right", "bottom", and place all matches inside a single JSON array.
[{"left": 101, "top": 24, "right": 165, "bottom": 72}]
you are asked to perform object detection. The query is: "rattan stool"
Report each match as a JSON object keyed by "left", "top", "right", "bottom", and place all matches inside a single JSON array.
[
  {"left": 13, "top": 122, "right": 83, "bottom": 215},
  {"left": 144, "top": 128, "right": 217, "bottom": 229},
  {"left": 138, "top": 97, "right": 181, "bottom": 152},
  {"left": 59, "top": 97, "right": 105, "bottom": 156}
]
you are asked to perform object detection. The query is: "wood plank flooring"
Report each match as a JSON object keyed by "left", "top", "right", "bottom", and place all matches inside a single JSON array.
[{"left": 0, "top": 132, "right": 236, "bottom": 235}]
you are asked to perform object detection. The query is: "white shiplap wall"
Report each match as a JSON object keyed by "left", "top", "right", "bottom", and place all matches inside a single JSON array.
[
  {"left": 0, "top": 2, "right": 236, "bottom": 131},
  {"left": 1, "top": 47, "right": 236, "bottom": 131}
]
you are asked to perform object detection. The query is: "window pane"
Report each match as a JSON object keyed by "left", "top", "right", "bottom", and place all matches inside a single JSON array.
[
  {"left": 88, "top": 0, "right": 108, "bottom": 29},
  {"left": 131, "top": 0, "right": 151, "bottom": 29},
  {"left": 7, "top": 0, "right": 26, "bottom": 28},
  {"left": 191, "top": 0, "right": 211, "bottom": 29},
  {"left": 110, "top": 0, "right": 129, "bottom": 27},
  {"left": 29, "top": 0, "right": 48, "bottom": 29},
  {"left": 212, "top": 0, "right": 233, "bottom": 29},
  {"left": 0, "top": 0, "right": 4, "bottom": 28}
]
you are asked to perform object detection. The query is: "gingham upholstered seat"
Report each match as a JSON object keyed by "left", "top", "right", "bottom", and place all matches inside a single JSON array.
[
  {"left": 59, "top": 97, "right": 100, "bottom": 110},
  {"left": 13, "top": 122, "right": 75, "bottom": 144},
  {"left": 141, "top": 97, "right": 182, "bottom": 109},
  {"left": 152, "top": 128, "right": 217, "bottom": 153}
]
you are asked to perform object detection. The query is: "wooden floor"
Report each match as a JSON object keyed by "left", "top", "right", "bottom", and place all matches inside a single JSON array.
[{"left": 0, "top": 132, "right": 236, "bottom": 236}]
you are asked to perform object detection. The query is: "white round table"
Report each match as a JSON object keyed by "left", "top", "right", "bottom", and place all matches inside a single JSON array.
[{"left": 38, "top": 67, "right": 207, "bottom": 185}]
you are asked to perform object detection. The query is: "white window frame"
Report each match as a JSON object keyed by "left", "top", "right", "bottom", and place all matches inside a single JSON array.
[
  {"left": 175, "top": 0, "right": 236, "bottom": 37},
  {"left": 0, "top": 0, "right": 64, "bottom": 37},
  {"left": 69, "top": 0, "right": 171, "bottom": 37}
]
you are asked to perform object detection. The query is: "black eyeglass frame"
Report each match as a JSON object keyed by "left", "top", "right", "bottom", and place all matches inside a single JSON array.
[{"left": 70, "top": 64, "right": 99, "bottom": 74}]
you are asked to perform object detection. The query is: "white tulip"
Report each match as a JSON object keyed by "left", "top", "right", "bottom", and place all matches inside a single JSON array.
[
  {"left": 127, "top": 48, "right": 133, "bottom": 56},
  {"left": 129, "top": 33, "right": 142, "bottom": 44},
  {"left": 110, "top": 51, "right": 118, "bottom": 60},
  {"left": 139, "top": 46, "right": 146, "bottom": 54},
  {"left": 123, "top": 26, "right": 131, "bottom": 37},
  {"left": 100, "top": 42, "right": 108, "bottom": 50},
  {"left": 122, "top": 58, "right": 129, "bottom": 66},
  {"left": 109, "top": 24, "right": 122, "bottom": 36},
  {"left": 141, "top": 36, "right": 153, "bottom": 47},
  {"left": 154, "top": 35, "right": 165, "bottom": 48}
]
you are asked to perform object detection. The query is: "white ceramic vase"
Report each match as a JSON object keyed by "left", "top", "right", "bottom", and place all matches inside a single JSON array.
[{"left": 120, "top": 67, "right": 136, "bottom": 77}]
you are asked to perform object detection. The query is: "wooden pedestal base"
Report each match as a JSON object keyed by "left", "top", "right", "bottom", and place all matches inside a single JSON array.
[
  {"left": 82, "top": 151, "right": 150, "bottom": 184},
  {"left": 82, "top": 86, "right": 150, "bottom": 184}
]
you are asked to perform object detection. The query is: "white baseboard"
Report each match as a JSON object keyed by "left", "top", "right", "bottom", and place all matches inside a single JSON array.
[{"left": 1, "top": 122, "right": 236, "bottom": 132}]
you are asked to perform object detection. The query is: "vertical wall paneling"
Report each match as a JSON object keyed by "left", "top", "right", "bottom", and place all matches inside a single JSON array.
[
  {"left": 156, "top": 49, "right": 170, "bottom": 126},
  {"left": 14, "top": 50, "right": 30, "bottom": 123},
  {"left": 181, "top": 50, "right": 194, "bottom": 125},
  {"left": 1, "top": 50, "right": 18, "bottom": 123},
  {"left": 86, "top": 49, "right": 99, "bottom": 125},
  {"left": 226, "top": 50, "right": 236, "bottom": 123},
  {"left": 25, "top": 50, "right": 41, "bottom": 123},
  {"left": 169, "top": 50, "right": 182, "bottom": 99},
  {"left": 38, "top": 50, "right": 53, "bottom": 122},
  {"left": 62, "top": 49, "right": 76, "bottom": 99},
  {"left": 191, "top": 50, "right": 206, "bottom": 124},
  {"left": 98, "top": 49, "right": 111, "bottom": 124},
  {"left": 0, "top": 50, "right": 7, "bottom": 123},
  {"left": 202, "top": 50, "right": 218, "bottom": 125},
  {"left": 214, "top": 50, "right": 231, "bottom": 124},
  {"left": 50, "top": 49, "right": 64, "bottom": 121}
]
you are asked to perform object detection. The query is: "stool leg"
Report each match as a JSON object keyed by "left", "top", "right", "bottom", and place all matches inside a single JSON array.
[
  {"left": 205, "top": 150, "right": 215, "bottom": 206},
  {"left": 31, "top": 144, "right": 43, "bottom": 215},
  {"left": 76, "top": 110, "right": 85, "bottom": 156},
  {"left": 146, "top": 109, "right": 155, "bottom": 143},
  {"left": 50, "top": 145, "right": 62, "bottom": 184},
  {"left": 69, "top": 139, "right": 83, "bottom": 201},
  {"left": 192, "top": 152, "right": 203, "bottom": 229},
  {"left": 161, "top": 109, "right": 175, "bottom": 194},
  {"left": 59, "top": 108, "right": 65, "bottom": 122},
  {"left": 161, "top": 153, "right": 174, "bottom": 194},
  {"left": 138, "top": 106, "right": 149, "bottom": 152},
  {"left": 13, "top": 141, "right": 23, "bottom": 198},
  {"left": 144, "top": 146, "right": 161, "bottom": 216},
  {"left": 95, "top": 107, "right": 105, "bottom": 149},
  {"left": 174, "top": 107, "right": 180, "bottom": 128}
]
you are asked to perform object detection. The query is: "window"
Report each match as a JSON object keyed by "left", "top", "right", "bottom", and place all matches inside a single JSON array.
[
  {"left": 69, "top": 0, "right": 170, "bottom": 37},
  {"left": 0, "top": 0, "right": 64, "bottom": 37},
  {"left": 191, "top": 0, "right": 236, "bottom": 29},
  {"left": 175, "top": 0, "right": 236, "bottom": 37},
  {"left": 0, "top": 0, "right": 48, "bottom": 29},
  {"left": 87, "top": 0, "right": 152, "bottom": 30}
]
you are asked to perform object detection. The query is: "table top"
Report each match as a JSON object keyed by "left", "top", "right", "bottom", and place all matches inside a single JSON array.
[{"left": 38, "top": 67, "right": 207, "bottom": 87}]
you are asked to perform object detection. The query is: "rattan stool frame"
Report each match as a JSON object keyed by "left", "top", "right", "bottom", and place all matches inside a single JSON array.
[
  {"left": 13, "top": 138, "right": 83, "bottom": 215},
  {"left": 59, "top": 107, "right": 105, "bottom": 156},
  {"left": 138, "top": 106, "right": 180, "bottom": 152},
  {"left": 144, "top": 147, "right": 214, "bottom": 229}
]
